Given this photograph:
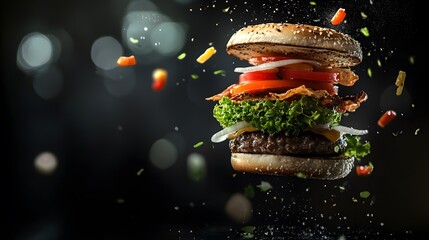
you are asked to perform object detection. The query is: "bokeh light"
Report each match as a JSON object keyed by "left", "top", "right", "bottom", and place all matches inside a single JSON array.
[
  {"left": 33, "top": 66, "right": 63, "bottom": 100},
  {"left": 187, "top": 153, "right": 207, "bottom": 181},
  {"left": 34, "top": 151, "right": 58, "bottom": 175},
  {"left": 122, "top": 0, "right": 187, "bottom": 63},
  {"left": 102, "top": 67, "right": 136, "bottom": 97},
  {"left": 17, "top": 32, "right": 55, "bottom": 73},
  {"left": 225, "top": 193, "right": 252, "bottom": 223},
  {"left": 91, "top": 36, "right": 123, "bottom": 71},
  {"left": 149, "top": 138, "right": 178, "bottom": 169}
]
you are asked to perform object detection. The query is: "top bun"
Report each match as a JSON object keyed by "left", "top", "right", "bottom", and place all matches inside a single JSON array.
[{"left": 227, "top": 23, "right": 362, "bottom": 67}]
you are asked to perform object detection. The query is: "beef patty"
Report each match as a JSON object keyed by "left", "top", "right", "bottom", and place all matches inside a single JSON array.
[{"left": 229, "top": 131, "right": 347, "bottom": 156}]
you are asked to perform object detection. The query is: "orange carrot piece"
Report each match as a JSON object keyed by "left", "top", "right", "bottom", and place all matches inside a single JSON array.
[
  {"left": 152, "top": 68, "right": 168, "bottom": 91},
  {"left": 117, "top": 55, "right": 137, "bottom": 67},
  {"left": 331, "top": 8, "right": 346, "bottom": 26}
]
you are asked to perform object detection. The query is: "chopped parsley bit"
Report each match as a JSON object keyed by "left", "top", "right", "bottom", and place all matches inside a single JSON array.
[
  {"left": 309, "top": 1, "right": 317, "bottom": 6},
  {"left": 214, "top": 70, "right": 226, "bottom": 76},
  {"left": 191, "top": 74, "right": 199, "bottom": 79},
  {"left": 129, "top": 37, "right": 139, "bottom": 44},
  {"left": 243, "top": 184, "right": 255, "bottom": 199},
  {"left": 377, "top": 59, "right": 382, "bottom": 67},
  {"left": 296, "top": 172, "right": 307, "bottom": 179},
  {"left": 136, "top": 168, "right": 144, "bottom": 176},
  {"left": 241, "top": 225, "right": 255, "bottom": 239},
  {"left": 409, "top": 56, "right": 415, "bottom": 64},
  {"left": 415, "top": 128, "right": 420, "bottom": 135},
  {"left": 360, "top": 191, "right": 371, "bottom": 198},
  {"left": 352, "top": 197, "right": 358, "bottom": 202},
  {"left": 193, "top": 141, "right": 204, "bottom": 148},
  {"left": 360, "top": 12, "right": 368, "bottom": 19},
  {"left": 256, "top": 181, "right": 273, "bottom": 192},
  {"left": 177, "top": 52, "right": 186, "bottom": 60},
  {"left": 222, "top": 7, "right": 230, "bottom": 13},
  {"left": 360, "top": 27, "right": 370, "bottom": 37},
  {"left": 367, "top": 68, "right": 372, "bottom": 78}
]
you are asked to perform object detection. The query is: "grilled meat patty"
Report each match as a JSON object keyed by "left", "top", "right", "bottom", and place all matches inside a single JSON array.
[{"left": 229, "top": 131, "right": 347, "bottom": 156}]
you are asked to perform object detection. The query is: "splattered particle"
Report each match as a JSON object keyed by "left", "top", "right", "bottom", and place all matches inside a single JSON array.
[
  {"left": 377, "top": 59, "right": 382, "bottom": 67},
  {"left": 222, "top": 7, "right": 230, "bottom": 13},
  {"left": 360, "top": 12, "right": 368, "bottom": 19},
  {"left": 360, "top": 191, "right": 371, "bottom": 198},
  {"left": 309, "top": 1, "right": 317, "bottom": 6},
  {"left": 191, "top": 74, "right": 199, "bottom": 79},
  {"left": 409, "top": 56, "right": 415, "bottom": 64},
  {"left": 256, "top": 181, "right": 273, "bottom": 192},
  {"left": 367, "top": 68, "right": 372, "bottom": 78},
  {"left": 193, "top": 141, "right": 204, "bottom": 148},
  {"left": 214, "top": 70, "right": 226, "bottom": 76},
  {"left": 415, "top": 128, "right": 420, "bottom": 135},
  {"left": 136, "top": 168, "right": 144, "bottom": 176},
  {"left": 360, "top": 27, "right": 370, "bottom": 37},
  {"left": 177, "top": 52, "right": 186, "bottom": 60}
]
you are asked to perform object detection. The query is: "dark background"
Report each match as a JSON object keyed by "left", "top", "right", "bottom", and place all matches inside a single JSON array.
[{"left": 2, "top": 0, "right": 427, "bottom": 239}]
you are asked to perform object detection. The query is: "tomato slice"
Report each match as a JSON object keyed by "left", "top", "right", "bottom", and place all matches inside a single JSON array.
[
  {"left": 230, "top": 79, "right": 337, "bottom": 95},
  {"left": 355, "top": 164, "right": 374, "bottom": 176},
  {"left": 248, "top": 56, "right": 291, "bottom": 65},
  {"left": 279, "top": 68, "right": 339, "bottom": 82},
  {"left": 238, "top": 69, "right": 279, "bottom": 83}
]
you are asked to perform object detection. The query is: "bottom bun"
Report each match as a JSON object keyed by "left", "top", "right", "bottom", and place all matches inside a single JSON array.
[{"left": 231, "top": 153, "right": 354, "bottom": 180}]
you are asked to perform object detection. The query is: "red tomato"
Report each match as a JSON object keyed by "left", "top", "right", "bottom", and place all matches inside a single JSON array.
[
  {"left": 248, "top": 56, "right": 291, "bottom": 65},
  {"left": 356, "top": 164, "right": 374, "bottom": 176},
  {"left": 238, "top": 69, "right": 279, "bottom": 83},
  {"left": 279, "top": 68, "right": 339, "bottom": 82}
]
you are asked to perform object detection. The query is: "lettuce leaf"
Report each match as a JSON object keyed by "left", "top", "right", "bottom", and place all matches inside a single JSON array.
[
  {"left": 344, "top": 135, "right": 371, "bottom": 160},
  {"left": 213, "top": 96, "right": 342, "bottom": 136}
]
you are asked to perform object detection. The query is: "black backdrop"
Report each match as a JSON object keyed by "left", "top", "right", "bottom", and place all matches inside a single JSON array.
[{"left": 2, "top": 0, "right": 427, "bottom": 239}]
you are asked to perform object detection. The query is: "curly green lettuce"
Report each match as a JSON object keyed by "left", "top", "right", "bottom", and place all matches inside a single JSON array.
[
  {"left": 213, "top": 96, "right": 342, "bottom": 136},
  {"left": 344, "top": 135, "right": 371, "bottom": 160}
]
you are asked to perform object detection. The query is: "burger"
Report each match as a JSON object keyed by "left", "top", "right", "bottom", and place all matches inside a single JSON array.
[{"left": 206, "top": 23, "right": 371, "bottom": 180}]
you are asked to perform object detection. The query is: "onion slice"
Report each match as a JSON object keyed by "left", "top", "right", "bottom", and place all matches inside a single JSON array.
[
  {"left": 312, "top": 123, "right": 368, "bottom": 135},
  {"left": 234, "top": 59, "right": 321, "bottom": 73},
  {"left": 211, "top": 121, "right": 252, "bottom": 143}
]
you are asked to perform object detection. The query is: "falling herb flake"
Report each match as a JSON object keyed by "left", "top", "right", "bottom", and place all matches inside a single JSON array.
[
  {"left": 367, "top": 68, "right": 372, "bottom": 78},
  {"left": 309, "top": 1, "right": 317, "bottom": 5},
  {"left": 241, "top": 226, "right": 255, "bottom": 239},
  {"left": 377, "top": 59, "right": 382, "bottom": 67},
  {"left": 352, "top": 197, "right": 358, "bottom": 202},
  {"left": 256, "top": 181, "right": 273, "bottom": 192},
  {"left": 177, "top": 52, "right": 186, "bottom": 60},
  {"left": 360, "top": 12, "right": 368, "bottom": 19},
  {"left": 243, "top": 184, "right": 255, "bottom": 199},
  {"left": 415, "top": 128, "right": 420, "bottom": 135},
  {"left": 360, "top": 27, "right": 370, "bottom": 37},
  {"left": 222, "top": 7, "right": 230, "bottom": 13},
  {"left": 409, "top": 56, "right": 415, "bottom": 64},
  {"left": 191, "top": 74, "right": 199, "bottom": 79},
  {"left": 214, "top": 70, "right": 226, "bottom": 76},
  {"left": 116, "top": 198, "right": 125, "bottom": 204},
  {"left": 296, "top": 172, "right": 307, "bottom": 179},
  {"left": 193, "top": 141, "right": 204, "bottom": 148},
  {"left": 129, "top": 37, "right": 139, "bottom": 44},
  {"left": 334, "top": 145, "right": 340, "bottom": 153},
  {"left": 136, "top": 168, "right": 144, "bottom": 176},
  {"left": 360, "top": 191, "right": 371, "bottom": 198}
]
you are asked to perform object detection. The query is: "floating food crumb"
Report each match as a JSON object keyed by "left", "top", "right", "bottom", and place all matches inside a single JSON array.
[
  {"left": 360, "top": 12, "right": 368, "bottom": 19},
  {"left": 177, "top": 52, "right": 186, "bottom": 60},
  {"left": 193, "top": 141, "right": 204, "bottom": 148},
  {"left": 360, "top": 27, "right": 370, "bottom": 37},
  {"left": 191, "top": 74, "right": 199, "bottom": 79},
  {"left": 360, "top": 191, "right": 371, "bottom": 198},
  {"left": 256, "top": 181, "right": 273, "bottom": 192},
  {"left": 309, "top": 1, "right": 317, "bottom": 6},
  {"left": 117, "top": 55, "right": 137, "bottom": 67},
  {"left": 152, "top": 68, "right": 168, "bottom": 91},
  {"left": 395, "top": 70, "right": 406, "bottom": 96},
  {"left": 414, "top": 128, "right": 420, "bottom": 135},
  {"left": 136, "top": 168, "right": 144, "bottom": 176},
  {"left": 367, "top": 68, "right": 372, "bottom": 78},
  {"left": 377, "top": 110, "right": 396, "bottom": 128},
  {"left": 409, "top": 56, "right": 415, "bottom": 64},
  {"left": 331, "top": 8, "right": 346, "bottom": 26},
  {"left": 214, "top": 70, "right": 226, "bottom": 76}
]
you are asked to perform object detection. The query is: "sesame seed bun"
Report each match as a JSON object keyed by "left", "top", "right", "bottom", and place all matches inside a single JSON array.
[
  {"left": 231, "top": 153, "right": 355, "bottom": 180},
  {"left": 227, "top": 23, "right": 362, "bottom": 67}
]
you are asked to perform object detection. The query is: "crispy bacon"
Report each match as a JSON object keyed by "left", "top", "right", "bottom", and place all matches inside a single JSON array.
[{"left": 206, "top": 85, "right": 367, "bottom": 113}]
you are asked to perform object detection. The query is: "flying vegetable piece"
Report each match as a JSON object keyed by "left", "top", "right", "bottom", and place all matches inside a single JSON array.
[
  {"left": 117, "top": 55, "right": 136, "bottom": 67},
  {"left": 331, "top": 8, "right": 346, "bottom": 26},
  {"left": 197, "top": 46, "right": 217, "bottom": 63},
  {"left": 395, "top": 70, "right": 406, "bottom": 96},
  {"left": 377, "top": 110, "right": 396, "bottom": 128},
  {"left": 152, "top": 68, "right": 168, "bottom": 91}
]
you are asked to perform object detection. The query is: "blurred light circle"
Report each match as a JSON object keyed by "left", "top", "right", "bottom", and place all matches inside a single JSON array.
[
  {"left": 91, "top": 36, "right": 123, "bottom": 70},
  {"left": 34, "top": 151, "right": 58, "bottom": 175},
  {"left": 175, "top": 0, "right": 193, "bottom": 3},
  {"left": 17, "top": 32, "right": 53, "bottom": 72},
  {"left": 149, "top": 138, "right": 178, "bottom": 169},
  {"left": 126, "top": 0, "right": 158, "bottom": 12},
  {"left": 187, "top": 153, "right": 207, "bottom": 181},
  {"left": 150, "top": 22, "right": 186, "bottom": 56},
  {"left": 103, "top": 67, "right": 136, "bottom": 97},
  {"left": 225, "top": 193, "right": 252, "bottom": 223},
  {"left": 123, "top": 11, "right": 170, "bottom": 56},
  {"left": 33, "top": 66, "right": 63, "bottom": 100}
]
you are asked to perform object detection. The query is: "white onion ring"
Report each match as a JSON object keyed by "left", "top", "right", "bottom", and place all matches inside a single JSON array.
[
  {"left": 234, "top": 59, "right": 321, "bottom": 73},
  {"left": 312, "top": 124, "right": 368, "bottom": 135},
  {"left": 211, "top": 121, "right": 251, "bottom": 143}
]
